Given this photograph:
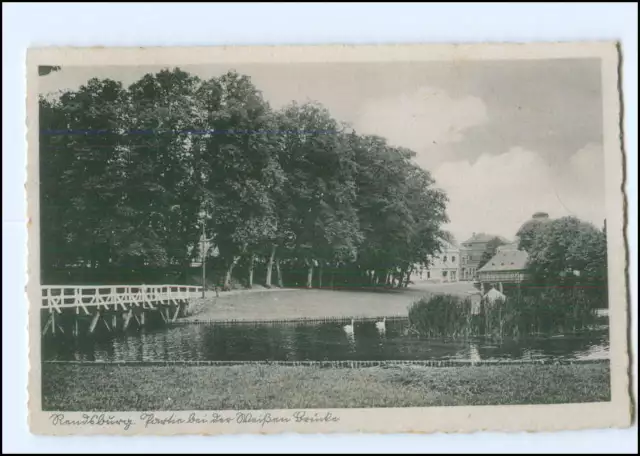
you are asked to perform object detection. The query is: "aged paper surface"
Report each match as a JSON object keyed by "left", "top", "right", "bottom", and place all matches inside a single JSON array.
[{"left": 26, "top": 42, "right": 632, "bottom": 435}]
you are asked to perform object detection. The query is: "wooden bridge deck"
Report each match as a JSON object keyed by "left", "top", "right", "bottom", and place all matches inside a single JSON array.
[{"left": 40, "top": 285, "right": 202, "bottom": 337}]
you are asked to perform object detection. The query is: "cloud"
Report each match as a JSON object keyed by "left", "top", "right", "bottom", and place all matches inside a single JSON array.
[
  {"left": 433, "top": 144, "right": 606, "bottom": 243},
  {"left": 353, "top": 87, "right": 488, "bottom": 168},
  {"left": 566, "top": 143, "right": 605, "bottom": 183},
  {"left": 553, "top": 142, "right": 606, "bottom": 226}
]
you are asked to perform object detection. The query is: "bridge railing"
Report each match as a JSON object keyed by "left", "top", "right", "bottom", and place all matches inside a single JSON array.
[{"left": 41, "top": 285, "right": 203, "bottom": 312}]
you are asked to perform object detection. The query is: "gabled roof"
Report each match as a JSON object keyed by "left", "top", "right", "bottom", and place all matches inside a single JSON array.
[
  {"left": 477, "top": 249, "right": 529, "bottom": 273},
  {"left": 463, "top": 233, "right": 511, "bottom": 245}
]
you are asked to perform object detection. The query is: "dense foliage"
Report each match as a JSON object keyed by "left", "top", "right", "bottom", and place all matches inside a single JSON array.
[
  {"left": 39, "top": 68, "right": 450, "bottom": 289},
  {"left": 521, "top": 216, "right": 609, "bottom": 304},
  {"left": 526, "top": 216, "right": 607, "bottom": 281}
]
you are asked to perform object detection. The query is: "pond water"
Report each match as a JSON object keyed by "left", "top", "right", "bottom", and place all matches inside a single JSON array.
[{"left": 43, "top": 318, "right": 610, "bottom": 363}]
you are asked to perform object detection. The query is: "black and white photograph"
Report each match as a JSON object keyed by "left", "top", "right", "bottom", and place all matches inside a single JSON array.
[{"left": 25, "top": 43, "right": 631, "bottom": 436}]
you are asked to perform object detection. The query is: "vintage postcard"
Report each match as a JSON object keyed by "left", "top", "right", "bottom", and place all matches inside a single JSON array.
[{"left": 26, "top": 42, "right": 633, "bottom": 436}]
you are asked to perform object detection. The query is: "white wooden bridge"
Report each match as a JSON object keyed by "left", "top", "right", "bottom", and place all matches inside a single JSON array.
[{"left": 40, "top": 285, "right": 203, "bottom": 337}]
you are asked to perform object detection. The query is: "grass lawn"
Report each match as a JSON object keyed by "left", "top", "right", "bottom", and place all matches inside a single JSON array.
[
  {"left": 184, "top": 282, "right": 477, "bottom": 322},
  {"left": 42, "top": 361, "right": 610, "bottom": 411}
]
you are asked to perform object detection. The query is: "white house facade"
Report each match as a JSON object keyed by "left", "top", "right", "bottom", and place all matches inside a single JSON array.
[{"left": 414, "top": 239, "right": 461, "bottom": 283}]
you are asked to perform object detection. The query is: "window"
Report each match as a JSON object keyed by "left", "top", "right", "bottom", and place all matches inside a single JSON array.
[
  {"left": 452, "top": 256, "right": 456, "bottom": 263},
  {"left": 427, "top": 271, "right": 430, "bottom": 279},
  {"left": 442, "top": 271, "right": 448, "bottom": 277},
  {"left": 443, "top": 256, "right": 447, "bottom": 262}
]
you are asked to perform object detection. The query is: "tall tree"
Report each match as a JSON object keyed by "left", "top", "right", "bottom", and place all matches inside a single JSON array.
[
  {"left": 40, "top": 78, "right": 130, "bottom": 280},
  {"left": 274, "top": 102, "right": 361, "bottom": 288},
  {"left": 198, "top": 72, "right": 282, "bottom": 289},
  {"left": 347, "top": 133, "right": 448, "bottom": 287},
  {"left": 517, "top": 217, "right": 548, "bottom": 253},
  {"left": 123, "top": 69, "right": 204, "bottom": 272},
  {"left": 527, "top": 216, "right": 607, "bottom": 282},
  {"left": 39, "top": 68, "right": 452, "bottom": 290}
]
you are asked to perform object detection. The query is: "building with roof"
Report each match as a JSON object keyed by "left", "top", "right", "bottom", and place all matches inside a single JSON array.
[
  {"left": 476, "top": 248, "right": 530, "bottom": 293},
  {"left": 414, "top": 238, "right": 461, "bottom": 283},
  {"left": 459, "top": 232, "right": 511, "bottom": 281}
]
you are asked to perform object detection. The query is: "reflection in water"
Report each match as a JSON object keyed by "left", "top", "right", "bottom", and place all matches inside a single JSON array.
[
  {"left": 343, "top": 319, "right": 356, "bottom": 352},
  {"left": 469, "top": 343, "right": 481, "bottom": 363},
  {"left": 43, "top": 318, "right": 610, "bottom": 363}
]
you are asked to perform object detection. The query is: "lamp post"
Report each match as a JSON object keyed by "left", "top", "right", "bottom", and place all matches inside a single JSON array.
[{"left": 198, "top": 210, "right": 214, "bottom": 299}]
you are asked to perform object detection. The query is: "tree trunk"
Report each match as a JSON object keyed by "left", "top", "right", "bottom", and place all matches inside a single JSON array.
[
  {"left": 306, "top": 262, "right": 314, "bottom": 289},
  {"left": 224, "top": 256, "right": 241, "bottom": 290},
  {"left": 318, "top": 262, "right": 324, "bottom": 289},
  {"left": 248, "top": 254, "right": 255, "bottom": 288},
  {"left": 275, "top": 258, "right": 284, "bottom": 288},
  {"left": 404, "top": 266, "right": 413, "bottom": 287},
  {"left": 265, "top": 244, "right": 276, "bottom": 288},
  {"left": 330, "top": 267, "right": 335, "bottom": 289}
]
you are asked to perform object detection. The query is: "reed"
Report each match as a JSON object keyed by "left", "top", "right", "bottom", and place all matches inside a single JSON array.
[
  {"left": 408, "top": 286, "right": 601, "bottom": 340},
  {"left": 408, "top": 294, "right": 474, "bottom": 339}
]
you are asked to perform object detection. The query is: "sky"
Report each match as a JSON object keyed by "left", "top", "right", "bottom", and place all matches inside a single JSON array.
[{"left": 39, "top": 59, "right": 606, "bottom": 244}]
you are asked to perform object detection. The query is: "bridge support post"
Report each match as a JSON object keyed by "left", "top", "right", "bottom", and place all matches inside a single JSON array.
[
  {"left": 123, "top": 310, "right": 133, "bottom": 331},
  {"left": 171, "top": 304, "right": 181, "bottom": 322},
  {"left": 42, "top": 313, "right": 53, "bottom": 337},
  {"left": 89, "top": 311, "right": 101, "bottom": 334}
]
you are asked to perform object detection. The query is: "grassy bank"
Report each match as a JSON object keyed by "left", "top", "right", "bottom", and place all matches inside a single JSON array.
[
  {"left": 184, "top": 282, "right": 476, "bottom": 322},
  {"left": 42, "top": 362, "right": 610, "bottom": 411}
]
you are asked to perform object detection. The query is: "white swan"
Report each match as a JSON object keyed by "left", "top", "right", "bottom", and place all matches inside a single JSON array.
[
  {"left": 375, "top": 317, "right": 386, "bottom": 334},
  {"left": 343, "top": 318, "right": 355, "bottom": 336}
]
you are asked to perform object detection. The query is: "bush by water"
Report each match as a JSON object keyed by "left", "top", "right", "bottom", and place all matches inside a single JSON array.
[{"left": 408, "top": 286, "right": 603, "bottom": 339}]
